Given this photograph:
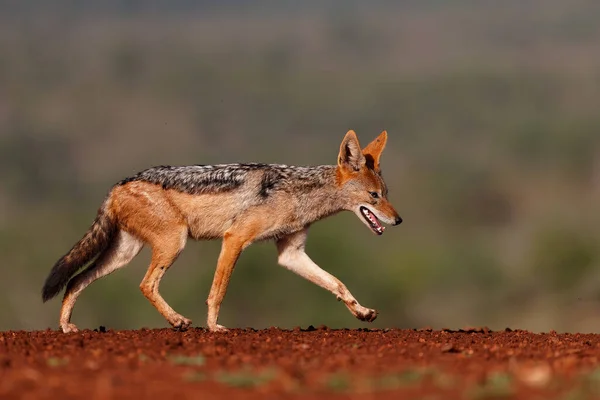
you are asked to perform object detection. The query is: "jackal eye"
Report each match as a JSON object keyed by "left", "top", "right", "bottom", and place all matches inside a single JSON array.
[{"left": 369, "top": 191, "right": 379, "bottom": 199}]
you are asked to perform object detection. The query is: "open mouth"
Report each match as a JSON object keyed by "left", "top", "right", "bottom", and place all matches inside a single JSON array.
[{"left": 360, "top": 206, "right": 385, "bottom": 235}]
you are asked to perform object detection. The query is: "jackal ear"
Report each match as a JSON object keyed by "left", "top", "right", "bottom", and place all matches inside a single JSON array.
[
  {"left": 362, "top": 130, "right": 387, "bottom": 172},
  {"left": 338, "top": 130, "right": 366, "bottom": 172}
]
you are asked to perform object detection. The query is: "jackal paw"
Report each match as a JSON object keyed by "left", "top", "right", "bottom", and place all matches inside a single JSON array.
[
  {"left": 60, "top": 323, "right": 79, "bottom": 333},
  {"left": 355, "top": 306, "right": 378, "bottom": 323},
  {"left": 171, "top": 316, "right": 192, "bottom": 331},
  {"left": 208, "top": 324, "right": 228, "bottom": 333}
]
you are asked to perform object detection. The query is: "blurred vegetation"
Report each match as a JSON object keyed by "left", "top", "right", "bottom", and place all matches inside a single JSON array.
[{"left": 1, "top": 0, "right": 600, "bottom": 333}]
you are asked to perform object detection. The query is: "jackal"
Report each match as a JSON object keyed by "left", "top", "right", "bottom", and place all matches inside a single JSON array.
[{"left": 42, "top": 130, "right": 402, "bottom": 332}]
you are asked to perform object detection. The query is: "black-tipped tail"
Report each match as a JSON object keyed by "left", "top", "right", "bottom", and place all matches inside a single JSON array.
[{"left": 42, "top": 202, "right": 117, "bottom": 302}]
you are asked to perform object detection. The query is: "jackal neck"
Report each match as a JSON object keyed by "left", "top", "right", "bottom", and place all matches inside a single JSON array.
[{"left": 281, "top": 164, "right": 347, "bottom": 222}]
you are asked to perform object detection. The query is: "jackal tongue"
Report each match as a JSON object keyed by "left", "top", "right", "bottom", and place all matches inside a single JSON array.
[
  {"left": 369, "top": 211, "right": 383, "bottom": 230},
  {"left": 361, "top": 207, "right": 384, "bottom": 233}
]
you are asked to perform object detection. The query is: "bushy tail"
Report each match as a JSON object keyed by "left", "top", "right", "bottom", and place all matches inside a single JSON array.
[{"left": 42, "top": 200, "right": 117, "bottom": 302}]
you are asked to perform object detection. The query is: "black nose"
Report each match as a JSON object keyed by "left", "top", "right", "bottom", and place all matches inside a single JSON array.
[{"left": 394, "top": 216, "right": 403, "bottom": 225}]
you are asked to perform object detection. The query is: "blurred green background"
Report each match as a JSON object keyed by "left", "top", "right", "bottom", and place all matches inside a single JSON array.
[{"left": 2, "top": 0, "right": 600, "bottom": 333}]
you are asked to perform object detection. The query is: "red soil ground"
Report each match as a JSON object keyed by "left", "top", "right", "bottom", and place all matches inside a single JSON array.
[{"left": 1, "top": 326, "right": 600, "bottom": 399}]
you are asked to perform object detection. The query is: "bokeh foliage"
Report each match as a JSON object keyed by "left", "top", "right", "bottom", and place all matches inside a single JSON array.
[{"left": 1, "top": 0, "right": 600, "bottom": 332}]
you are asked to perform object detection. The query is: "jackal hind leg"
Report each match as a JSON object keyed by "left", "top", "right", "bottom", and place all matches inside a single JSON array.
[
  {"left": 60, "top": 230, "right": 144, "bottom": 333},
  {"left": 276, "top": 229, "right": 378, "bottom": 323},
  {"left": 140, "top": 227, "right": 191, "bottom": 330}
]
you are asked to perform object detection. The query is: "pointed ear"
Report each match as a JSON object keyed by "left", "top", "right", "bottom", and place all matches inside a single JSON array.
[
  {"left": 338, "top": 130, "right": 366, "bottom": 171},
  {"left": 362, "top": 130, "right": 387, "bottom": 172}
]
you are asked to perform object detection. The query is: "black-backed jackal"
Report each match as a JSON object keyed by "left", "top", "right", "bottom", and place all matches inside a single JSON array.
[{"left": 42, "top": 130, "right": 402, "bottom": 332}]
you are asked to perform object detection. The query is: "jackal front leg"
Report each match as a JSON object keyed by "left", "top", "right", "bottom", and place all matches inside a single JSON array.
[
  {"left": 276, "top": 229, "right": 377, "bottom": 323},
  {"left": 206, "top": 233, "right": 245, "bottom": 332}
]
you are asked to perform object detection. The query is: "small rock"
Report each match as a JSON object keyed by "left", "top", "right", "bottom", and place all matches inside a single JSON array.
[
  {"left": 511, "top": 360, "right": 552, "bottom": 388},
  {"left": 441, "top": 343, "right": 459, "bottom": 353}
]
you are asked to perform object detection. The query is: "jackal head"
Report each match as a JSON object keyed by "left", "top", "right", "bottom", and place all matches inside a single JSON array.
[{"left": 337, "top": 130, "right": 402, "bottom": 235}]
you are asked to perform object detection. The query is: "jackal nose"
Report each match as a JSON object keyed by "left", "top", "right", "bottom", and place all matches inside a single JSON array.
[{"left": 393, "top": 216, "right": 403, "bottom": 225}]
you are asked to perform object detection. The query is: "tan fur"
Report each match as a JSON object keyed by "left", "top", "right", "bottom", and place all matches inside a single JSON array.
[
  {"left": 52, "top": 130, "right": 401, "bottom": 333},
  {"left": 362, "top": 130, "right": 387, "bottom": 172}
]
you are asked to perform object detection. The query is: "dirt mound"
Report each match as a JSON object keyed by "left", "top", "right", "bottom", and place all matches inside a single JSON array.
[{"left": 1, "top": 327, "right": 600, "bottom": 399}]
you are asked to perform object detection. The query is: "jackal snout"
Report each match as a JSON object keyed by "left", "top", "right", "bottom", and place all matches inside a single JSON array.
[
  {"left": 356, "top": 199, "right": 401, "bottom": 235},
  {"left": 373, "top": 200, "right": 402, "bottom": 227}
]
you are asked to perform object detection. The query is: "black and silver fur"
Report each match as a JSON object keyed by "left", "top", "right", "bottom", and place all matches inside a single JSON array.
[{"left": 118, "top": 163, "right": 337, "bottom": 197}]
